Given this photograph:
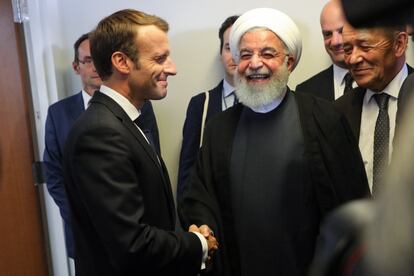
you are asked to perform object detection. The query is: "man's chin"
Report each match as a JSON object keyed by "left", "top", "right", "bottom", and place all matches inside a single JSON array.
[
  {"left": 154, "top": 89, "right": 168, "bottom": 100},
  {"left": 332, "top": 56, "right": 345, "bottom": 66}
]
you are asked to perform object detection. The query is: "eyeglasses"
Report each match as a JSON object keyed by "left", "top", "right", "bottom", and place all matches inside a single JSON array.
[{"left": 77, "top": 57, "right": 94, "bottom": 65}]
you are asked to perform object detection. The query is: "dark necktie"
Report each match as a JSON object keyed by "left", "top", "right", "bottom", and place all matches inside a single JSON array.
[
  {"left": 372, "top": 93, "right": 390, "bottom": 195},
  {"left": 233, "top": 91, "right": 239, "bottom": 105},
  {"left": 343, "top": 72, "right": 354, "bottom": 94},
  {"left": 133, "top": 117, "right": 156, "bottom": 152}
]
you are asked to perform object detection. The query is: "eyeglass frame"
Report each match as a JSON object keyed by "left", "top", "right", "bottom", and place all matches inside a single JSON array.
[{"left": 77, "top": 56, "right": 94, "bottom": 65}]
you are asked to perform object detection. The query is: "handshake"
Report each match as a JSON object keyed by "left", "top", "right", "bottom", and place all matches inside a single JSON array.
[{"left": 189, "top": 224, "right": 219, "bottom": 262}]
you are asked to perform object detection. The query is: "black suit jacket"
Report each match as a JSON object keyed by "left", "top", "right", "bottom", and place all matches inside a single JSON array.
[
  {"left": 295, "top": 66, "right": 335, "bottom": 101},
  {"left": 179, "top": 90, "right": 369, "bottom": 276},
  {"left": 335, "top": 65, "right": 414, "bottom": 141},
  {"left": 43, "top": 92, "right": 160, "bottom": 258},
  {"left": 177, "top": 81, "right": 224, "bottom": 200},
  {"left": 63, "top": 92, "right": 201, "bottom": 276}
]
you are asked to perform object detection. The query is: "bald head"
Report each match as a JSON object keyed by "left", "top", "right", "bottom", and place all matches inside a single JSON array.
[
  {"left": 320, "top": 0, "right": 347, "bottom": 68},
  {"left": 320, "top": 0, "right": 345, "bottom": 24}
]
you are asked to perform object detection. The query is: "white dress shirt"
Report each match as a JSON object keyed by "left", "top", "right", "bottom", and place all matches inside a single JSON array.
[
  {"left": 333, "top": 64, "right": 356, "bottom": 100},
  {"left": 359, "top": 65, "right": 408, "bottom": 192},
  {"left": 222, "top": 79, "right": 236, "bottom": 110},
  {"left": 81, "top": 90, "right": 93, "bottom": 110}
]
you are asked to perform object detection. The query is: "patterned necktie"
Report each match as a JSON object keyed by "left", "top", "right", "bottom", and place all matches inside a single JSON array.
[
  {"left": 372, "top": 93, "right": 390, "bottom": 195},
  {"left": 343, "top": 72, "right": 354, "bottom": 94}
]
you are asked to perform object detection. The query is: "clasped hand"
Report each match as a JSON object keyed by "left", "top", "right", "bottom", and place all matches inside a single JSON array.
[{"left": 189, "top": 224, "right": 218, "bottom": 260}]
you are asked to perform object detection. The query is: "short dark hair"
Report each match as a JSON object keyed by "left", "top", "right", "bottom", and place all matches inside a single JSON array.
[
  {"left": 90, "top": 9, "right": 169, "bottom": 80},
  {"left": 73, "top": 33, "right": 90, "bottom": 63},
  {"left": 218, "top": 15, "right": 239, "bottom": 54}
]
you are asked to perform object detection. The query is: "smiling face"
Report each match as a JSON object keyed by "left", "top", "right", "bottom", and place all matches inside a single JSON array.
[
  {"left": 236, "top": 28, "right": 294, "bottom": 87},
  {"left": 129, "top": 25, "right": 177, "bottom": 101},
  {"left": 234, "top": 28, "right": 294, "bottom": 109},
  {"left": 320, "top": 0, "right": 347, "bottom": 68},
  {"left": 342, "top": 23, "right": 408, "bottom": 92}
]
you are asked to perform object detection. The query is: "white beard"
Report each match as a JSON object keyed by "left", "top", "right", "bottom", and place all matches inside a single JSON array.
[{"left": 234, "top": 59, "right": 290, "bottom": 110}]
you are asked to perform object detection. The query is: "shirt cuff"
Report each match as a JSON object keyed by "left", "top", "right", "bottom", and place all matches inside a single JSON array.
[{"left": 193, "top": 231, "right": 208, "bottom": 270}]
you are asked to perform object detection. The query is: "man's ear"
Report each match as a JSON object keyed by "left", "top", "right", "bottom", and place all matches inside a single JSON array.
[
  {"left": 394, "top": 31, "right": 408, "bottom": 58},
  {"left": 111, "top": 51, "right": 131, "bottom": 74},
  {"left": 287, "top": 55, "right": 295, "bottom": 72},
  {"left": 72, "top": 61, "right": 80, "bottom": 75}
]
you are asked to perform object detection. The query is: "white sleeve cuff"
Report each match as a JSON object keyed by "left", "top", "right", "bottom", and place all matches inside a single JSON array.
[{"left": 193, "top": 231, "right": 208, "bottom": 270}]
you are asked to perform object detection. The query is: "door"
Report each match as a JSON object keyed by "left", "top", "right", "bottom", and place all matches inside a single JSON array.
[{"left": 0, "top": 0, "right": 49, "bottom": 275}]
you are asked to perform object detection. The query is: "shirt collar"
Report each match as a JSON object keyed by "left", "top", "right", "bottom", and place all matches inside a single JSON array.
[
  {"left": 81, "top": 90, "right": 93, "bottom": 110},
  {"left": 249, "top": 87, "right": 288, "bottom": 113},
  {"left": 365, "top": 64, "right": 408, "bottom": 102},
  {"left": 222, "top": 79, "right": 235, "bottom": 97},
  {"left": 333, "top": 64, "right": 350, "bottom": 85},
  {"left": 99, "top": 85, "right": 141, "bottom": 121}
]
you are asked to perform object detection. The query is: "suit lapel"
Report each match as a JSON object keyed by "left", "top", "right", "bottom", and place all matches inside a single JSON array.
[
  {"left": 407, "top": 64, "right": 414, "bottom": 74},
  {"left": 91, "top": 92, "right": 177, "bottom": 225},
  {"left": 340, "top": 87, "right": 365, "bottom": 140},
  {"left": 157, "top": 156, "right": 176, "bottom": 221},
  {"left": 314, "top": 66, "right": 335, "bottom": 100},
  {"left": 69, "top": 91, "right": 85, "bottom": 123},
  {"left": 91, "top": 92, "right": 165, "bottom": 175},
  {"left": 122, "top": 116, "right": 177, "bottom": 221},
  {"left": 207, "top": 81, "right": 224, "bottom": 119},
  {"left": 326, "top": 66, "right": 335, "bottom": 101}
]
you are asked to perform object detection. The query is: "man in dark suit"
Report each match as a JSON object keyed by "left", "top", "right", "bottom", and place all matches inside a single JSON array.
[
  {"left": 335, "top": 22, "right": 412, "bottom": 195},
  {"left": 62, "top": 9, "right": 218, "bottom": 276},
  {"left": 177, "top": 15, "right": 239, "bottom": 201},
  {"left": 296, "top": 0, "right": 354, "bottom": 101},
  {"left": 307, "top": 3, "right": 414, "bottom": 275},
  {"left": 179, "top": 8, "right": 369, "bottom": 276},
  {"left": 43, "top": 33, "right": 160, "bottom": 260}
]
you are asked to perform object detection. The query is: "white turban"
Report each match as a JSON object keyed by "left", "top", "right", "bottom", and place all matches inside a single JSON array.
[{"left": 229, "top": 8, "right": 302, "bottom": 70}]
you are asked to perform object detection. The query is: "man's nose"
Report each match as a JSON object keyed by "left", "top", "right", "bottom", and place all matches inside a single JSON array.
[{"left": 249, "top": 54, "right": 264, "bottom": 70}]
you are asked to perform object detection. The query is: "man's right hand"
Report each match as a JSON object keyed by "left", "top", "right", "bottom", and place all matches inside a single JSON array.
[{"left": 189, "top": 224, "right": 219, "bottom": 257}]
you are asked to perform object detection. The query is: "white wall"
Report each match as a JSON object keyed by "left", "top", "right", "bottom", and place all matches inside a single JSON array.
[{"left": 24, "top": 0, "right": 414, "bottom": 275}]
